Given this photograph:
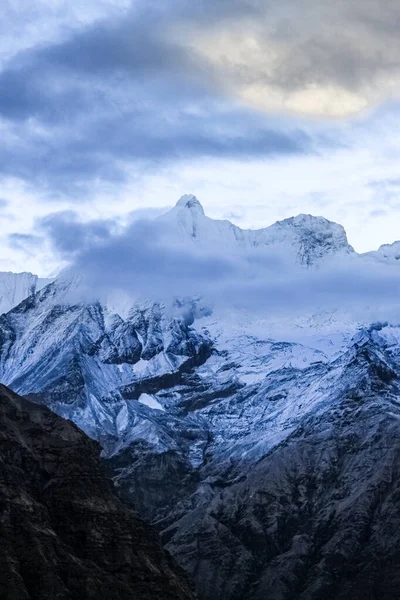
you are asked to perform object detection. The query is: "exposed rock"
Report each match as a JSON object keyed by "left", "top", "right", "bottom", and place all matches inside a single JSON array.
[
  {"left": 0, "top": 383, "right": 196, "bottom": 600},
  {"left": 163, "top": 331, "right": 400, "bottom": 600}
]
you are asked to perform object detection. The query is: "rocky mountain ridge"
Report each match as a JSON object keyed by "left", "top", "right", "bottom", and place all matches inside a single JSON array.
[
  {"left": 0, "top": 271, "right": 53, "bottom": 315},
  {"left": 1, "top": 196, "right": 400, "bottom": 599},
  {"left": 0, "top": 383, "right": 196, "bottom": 600}
]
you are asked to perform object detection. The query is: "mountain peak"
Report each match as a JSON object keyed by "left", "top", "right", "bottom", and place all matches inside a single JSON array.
[
  {"left": 175, "top": 194, "right": 205, "bottom": 215},
  {"left": 266, "top": 213, "right": 354, "bottom": 264},
  {"left": 160, "top": 198, "right": 353, "bottom": 264},
  {"left": 0, "top": 271, "right": 53, "bottom": 315}
]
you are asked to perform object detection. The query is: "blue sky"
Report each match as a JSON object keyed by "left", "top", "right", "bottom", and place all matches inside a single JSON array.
[{"left": 2, "top": 0, "right": 400, "bottom": 275}]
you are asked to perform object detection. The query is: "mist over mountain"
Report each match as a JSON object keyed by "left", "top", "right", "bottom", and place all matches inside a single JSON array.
[
  {"left": 3, "top": 0, "right": 400, "bottom": 597},
  {"left": 2, "top": 196, "right": 400, "bottom": 599},
  {"left": 33, "top": 195, "right": 400, "bottom": 323}
]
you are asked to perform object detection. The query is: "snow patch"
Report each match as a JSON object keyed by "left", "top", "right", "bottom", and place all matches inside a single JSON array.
[{"left": 138, "top": 393, "right": 165, "bottom": 411}]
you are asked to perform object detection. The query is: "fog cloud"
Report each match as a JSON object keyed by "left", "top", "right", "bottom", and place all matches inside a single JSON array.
[{"left": 41, "top": 210, "right": 400, "bottom": 323}]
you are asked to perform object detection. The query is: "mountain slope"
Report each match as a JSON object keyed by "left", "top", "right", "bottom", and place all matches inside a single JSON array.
[
  {"left": 0, "top": 279, "right": 212, "bottom": 446},
  {"left": 162, "top": 325, "right": 400, "bottom": 600},
  {"left": 1, "top": 197, "right": 400, "bottom": 599},
  {"left": 0, "top": 383, "right": 196, "bottom": 600},
  {"left": 0, "top": 271, "right": 52, "bottom": 315}
]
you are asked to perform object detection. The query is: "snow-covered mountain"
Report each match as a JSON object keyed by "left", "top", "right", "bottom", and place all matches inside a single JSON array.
[
  {"left": 0, "top": 197, "right": 358, "bottom": 446},
  {"left": 0, "top": 280, "right": 212, "bottom": 445},
  {"left": 159, "top": 194, "right": 354, "bottom": 265},
  {"left": 1, "top": 196, "right": 400, "bottom": 600},
  {"left": 0, "top": 271, "right": 53, "bottom": 315},
  {"left": 365, "top": 239, "right": 400, "bottom": 263}
]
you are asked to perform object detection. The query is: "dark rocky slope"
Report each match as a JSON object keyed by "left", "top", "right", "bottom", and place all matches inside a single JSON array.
[
  {"left": 165, "top": 400, "right": 400, "bottom": 600},
  {"left": 0, "top": 383, "right": 196, "bottom": 600},
  {"left": 163, "top": 339, "right": 400, "bottom": 600}
]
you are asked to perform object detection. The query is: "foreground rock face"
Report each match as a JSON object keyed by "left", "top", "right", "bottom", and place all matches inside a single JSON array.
[{"left": 0, "top": 384, "right": 196, "bottom": 600}]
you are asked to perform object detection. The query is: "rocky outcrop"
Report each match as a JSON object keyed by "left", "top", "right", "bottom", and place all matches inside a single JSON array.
[
  {"left": 0, "top": 383, "right": 196, "bottom": 600},
  {"left": 164, "top": 399, "right": 400, "bottom": 600},
  {"left": 161, "top": 330, "right": 400, "bottom": 600},
  {"left": 0, "top": 281, "right": 213, "bottom": 446}
]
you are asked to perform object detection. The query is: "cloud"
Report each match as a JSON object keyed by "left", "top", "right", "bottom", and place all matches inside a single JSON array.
[
  {"left": 8, "top": 233, "right": 44, "bottom": 255},
  {"left": 0, "top": 3, "right": 338, "bottom": 196},
  {"left": 41, "top": 209, "right": 400, "bottom": 323},
  {"left": 174, "top": 0, "right": 400, "bottom": 117},
  {"left": 0, "top": 1, "right": 133, "bottom": 68},
  {"left": 1, "top": 0, "right": 400, "bottom": 276},
  {"left": 1, "top": 0, "right": 397, "bottom": 200},
  {"left": 128, "top": 207, "right": 171, "bottom": 221},
  {"left": 40, "top": 211, "right": 116, "bottom": 255},
  {"left": 369, "top": 209, "right": 387, "bottom": 217},
  {"left": 41, "top": 210, "right": 238, "bottom": 299}
]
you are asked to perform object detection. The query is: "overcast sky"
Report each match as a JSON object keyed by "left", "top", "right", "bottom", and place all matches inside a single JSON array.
[{"left": 2, "top": 0, "right": 400, "bottom": 275}]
